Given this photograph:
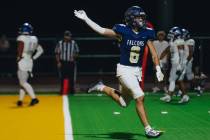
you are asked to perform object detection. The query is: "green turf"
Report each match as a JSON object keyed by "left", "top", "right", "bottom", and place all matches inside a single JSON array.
[{"left": 69, "top": 93, "right": 210, "bottom": 140}]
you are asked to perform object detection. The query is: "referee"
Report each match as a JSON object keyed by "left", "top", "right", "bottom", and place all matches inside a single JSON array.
[{"left": 55, "top": 30, "right": 79, "bottom": 94}]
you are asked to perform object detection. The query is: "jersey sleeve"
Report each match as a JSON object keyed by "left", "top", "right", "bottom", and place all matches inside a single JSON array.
[
  {"left": 17, "top": 35, "right": 25, "bottom": 42},
  {"left": 31, "top": 36, "right": 38, "bottom": 43},
  {"left": 112, "top": 24, "right": 126, "bottom": 35}
]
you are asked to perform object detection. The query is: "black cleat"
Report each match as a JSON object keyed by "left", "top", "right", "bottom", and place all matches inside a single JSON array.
[
  {"left": 30, "top": 98, "right": 39, "bottom": 106},
  {"left": 145, "top": 129, "right": 163, "bottom": 138},
  {"left": 17, "top": 101, "right": 23, "bottom": 106}
]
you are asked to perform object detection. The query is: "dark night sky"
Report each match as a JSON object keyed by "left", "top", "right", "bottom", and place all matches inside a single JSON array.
[{"left": 0, "top": 0, "right": 209, "bottom": 37}]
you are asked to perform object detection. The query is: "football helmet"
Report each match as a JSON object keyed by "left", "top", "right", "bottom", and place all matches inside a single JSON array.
[
  {"left": 124, "top": 6, "right": 146, "bottom": 29},
  {"left": 167, "top": 26, "right": 182, "bottom": 41},
  {"left": 182, "top": 28, "right": 190, "bottom": 40},
  {"left": 19, "top": 23, "right": 33, "bottom": 35}
]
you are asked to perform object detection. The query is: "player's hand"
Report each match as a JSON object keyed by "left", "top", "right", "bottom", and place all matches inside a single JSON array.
[
  {"left": 156, "top": 65, "right": 164, "bottom": 82},
  {"left": 74, "top": 10, "right": 88, "bottom": 21}
]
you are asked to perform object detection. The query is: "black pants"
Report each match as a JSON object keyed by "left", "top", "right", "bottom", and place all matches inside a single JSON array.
[{"left": 60, "top": 61, "right": 76, "bottom": 94}]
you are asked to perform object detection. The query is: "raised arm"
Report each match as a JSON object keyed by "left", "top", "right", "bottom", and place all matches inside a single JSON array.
[{"left": 74, "top": 10, "right": 119, "bottom": 39}]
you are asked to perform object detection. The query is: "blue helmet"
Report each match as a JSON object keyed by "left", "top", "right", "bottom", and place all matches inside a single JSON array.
[
  {"left": 167, "top": 26, "right": 182, "bottom": 41},
  {"left": 124, "top": 6, "right": 146, "bottom": 29},
  {"left": 19, "top": 23, "right": 33, "bottom": 35},
  {"left": 181, "top": 28, "right": 190, "bottom": 40}
]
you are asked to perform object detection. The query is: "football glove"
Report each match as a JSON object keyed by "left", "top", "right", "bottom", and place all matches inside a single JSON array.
[{"left": 74, "top": 10, "right": 88, "bottom": 21}]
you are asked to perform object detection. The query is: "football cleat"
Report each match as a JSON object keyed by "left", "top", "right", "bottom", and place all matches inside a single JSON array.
[
  {"left": 17, "top": 101, "right": 23, "bottom": 106},
  {"left": 152, "top": 86, "right": 161, "bottom": 93},
  {"left": 160, "top": 95, "right": 171, "bottom": 102},
  {"left": 145, "top": 128, "right": 163, "bottom": 138},
  {"left": 178, "top": 95, "right": 189, "bottom": 103},
  {"left": 30, "top": 98, "right": 39, "bottom": 106},
  {"left": 88, "top": 81, "right": 104, "bottom": 93}
]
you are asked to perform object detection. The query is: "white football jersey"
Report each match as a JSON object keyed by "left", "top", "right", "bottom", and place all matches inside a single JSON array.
[
  {"left": 170, "top": 39, "right": 188, "bottom": 66},
  {"left": 17, "top": 35, "right": 39, "bottom": 72},
  {"left": 17, "top": 35, "right": 39, "bottom": 59},
  {"left": 169, "top": 41, "right": 179, "bottom": 64},
  {"left": 185, "top": 39, "right": 195, "bottom": 58},
  {"left": 153, "top": 40, "right": 169, "bottom": 63},
  {"left": 185, "top": 39, "right": 195, "bottom": 48}
]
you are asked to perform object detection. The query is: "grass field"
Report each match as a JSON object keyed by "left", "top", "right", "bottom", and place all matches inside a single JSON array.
[
  {"left": 0, "top": 93, "right": 210, "bottom": 140},
  {"left": 69, "top": 93, "right": 210, "bottom": 140}
]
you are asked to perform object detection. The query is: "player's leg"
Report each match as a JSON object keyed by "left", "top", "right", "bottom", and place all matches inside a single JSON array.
[
  {"left": 17, "top": 70, "right": 39, "bottom": 106},
  {"left": 17, "top": 88, "right": 26, "bottom": 106},
  {"left": 162, "top": 63, "right": 169, "bottom": 93},
  {"left": 160, "top": 65, "right": 177, "bottom": 102},
  {"left": 88, "top": 81, "right": 127, "bottom": 107},
  {"left": 186, "top": 61, "right": 195, "bottom": 91},
  {"left": 119, "top": 74, "right": 162, "bottom": 138},
  {"left": 177, "top": 80, "right": 189, "bottom": 103}
]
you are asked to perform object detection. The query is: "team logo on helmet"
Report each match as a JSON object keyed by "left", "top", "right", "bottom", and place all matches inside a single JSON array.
[
  {"left": 19, "top": 23, "right": 33, "bottom": 35},
  {"left": 124, "top": 6, "right": 146, "bottom": 29}
]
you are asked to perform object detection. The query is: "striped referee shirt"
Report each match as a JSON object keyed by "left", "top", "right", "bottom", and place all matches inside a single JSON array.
[{"left": 55, "top": 40, "right": 79, "bottom": 62}]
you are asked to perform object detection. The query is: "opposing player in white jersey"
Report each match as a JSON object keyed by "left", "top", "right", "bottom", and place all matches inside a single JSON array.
[
  {"left": 16, "top": 23, "right": 44, "bottom": 106},
  {"left": 182, "top": 29, "right": 195, "bottom": 81},
  {"left": 160, "top": 27, "right": 189, "bottom": 103}
]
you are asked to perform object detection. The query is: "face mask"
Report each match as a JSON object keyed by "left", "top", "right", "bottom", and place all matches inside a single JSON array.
[{"left": 133, "top": 16, "right": 145, "bottom": 29}]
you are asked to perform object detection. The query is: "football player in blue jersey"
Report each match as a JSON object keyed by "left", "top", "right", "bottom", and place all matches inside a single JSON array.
[{"left": 74, "top": 6, "right": 164, "bottom": 138}]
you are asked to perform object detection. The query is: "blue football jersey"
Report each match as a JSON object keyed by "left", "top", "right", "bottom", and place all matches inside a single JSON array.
[{"left": 113, "top": 24, "right": 155, "bottom": 67}]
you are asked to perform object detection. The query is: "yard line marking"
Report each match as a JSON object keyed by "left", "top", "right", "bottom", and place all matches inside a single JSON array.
[
  {"left": 161, "top": 111, "right": 168, "bottom": 114},
  {"left": 63, "top": 95, "right": 74, "bottom": 140}
]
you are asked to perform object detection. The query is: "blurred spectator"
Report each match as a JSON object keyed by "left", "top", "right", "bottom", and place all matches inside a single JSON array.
[
  {"left": 0, "top": 34, "right": 10, "bottom": 52},
  {"left": 55, "top": 30, "right": 79, "bottom": 94},
  {"left": 152, "top": 31, "right": 169, "bottom": 93}
]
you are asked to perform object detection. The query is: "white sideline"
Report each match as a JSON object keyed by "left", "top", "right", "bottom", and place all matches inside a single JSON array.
[{"left": 63, "top": 95, "right": 74, "bottom": 140}]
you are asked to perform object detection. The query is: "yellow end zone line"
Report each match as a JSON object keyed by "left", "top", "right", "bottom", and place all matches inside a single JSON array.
[{"left": 0, "top": 95, "right": 73, "bottom": 140}]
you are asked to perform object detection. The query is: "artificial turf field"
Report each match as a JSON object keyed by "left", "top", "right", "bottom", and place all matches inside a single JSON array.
[
  {"left": 69, "top": 93, "right": 210, "bottom": 140},
  {"left": 0, "top": 92, "right": 210, "bottom": 140}
]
